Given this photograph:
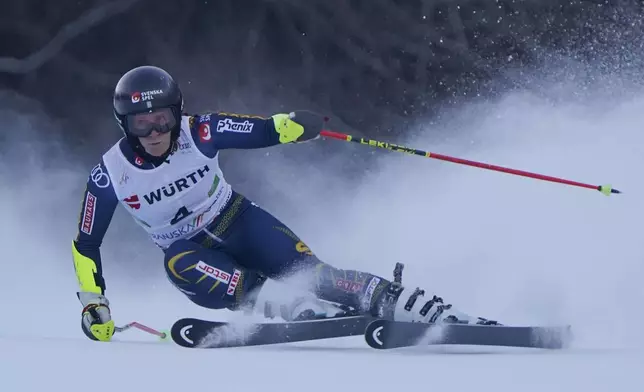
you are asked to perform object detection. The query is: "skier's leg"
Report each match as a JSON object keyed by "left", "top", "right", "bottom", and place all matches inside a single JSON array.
[
  {"left": 202, "top": 200, "right": 392, "bottom": 315},
  {"left": 179, "top": 194, "right": 496, "bottom": 324},
  {"left": 163, "top": 239, "right": 265, "bottom": 310},
  {"left": 164, "top": 238, "right": 359, "bottom": 320}
]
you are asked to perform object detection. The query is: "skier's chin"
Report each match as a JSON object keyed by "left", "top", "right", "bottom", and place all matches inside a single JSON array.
[
  {"left": 139, "top": 134, "right": 171, "bottom": 156},
  {"left": 142, "top": 140, "right": 171, "bottom": 156}
]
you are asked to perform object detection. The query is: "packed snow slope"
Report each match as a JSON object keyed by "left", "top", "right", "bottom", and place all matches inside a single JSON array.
[{"left": 1, "top": 75, "right": 644, "bottom": 391}]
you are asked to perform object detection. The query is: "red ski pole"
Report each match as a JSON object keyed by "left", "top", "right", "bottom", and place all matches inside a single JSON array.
[{"left": 320, "top": 130, "right": 620, "bottom": 196}]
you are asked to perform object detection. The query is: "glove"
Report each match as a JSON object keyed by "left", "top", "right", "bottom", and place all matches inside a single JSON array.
[
  {"left": 272, "top": 110, "right": 328, "bottom": 144},
  {"left": 78, "top": 292, "right": 115, "bottom": 342}
]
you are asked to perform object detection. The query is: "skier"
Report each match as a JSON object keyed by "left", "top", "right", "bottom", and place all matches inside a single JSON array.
[{"left": 73, "top": 65, "right": 496, "bottom": 342}]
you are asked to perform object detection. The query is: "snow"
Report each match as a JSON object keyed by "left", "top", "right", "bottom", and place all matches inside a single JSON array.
[
  {"left": 3, "top": 77, "right": 644, "bottom": 391},
  {"left": 2, "top": 334, "right": 642, "bottom": 391}
]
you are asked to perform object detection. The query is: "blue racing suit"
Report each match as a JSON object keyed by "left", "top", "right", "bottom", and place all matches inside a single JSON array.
[{"left": 72, "top": 111, "right": 391, "bottom": 318}]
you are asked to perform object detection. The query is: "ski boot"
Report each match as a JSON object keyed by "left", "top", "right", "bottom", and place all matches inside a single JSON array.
[{"left": 375, "top": 263, "right": 499, "bottom": 326}]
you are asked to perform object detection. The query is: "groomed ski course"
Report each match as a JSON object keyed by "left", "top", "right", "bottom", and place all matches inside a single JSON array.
[{"left": 2, "top": 327, "right": 643, "bottom": 391}]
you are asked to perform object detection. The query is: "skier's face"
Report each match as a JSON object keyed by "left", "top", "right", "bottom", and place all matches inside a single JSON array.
[{"left": 131, "top": 110, "right": 174, "bottom": 156}]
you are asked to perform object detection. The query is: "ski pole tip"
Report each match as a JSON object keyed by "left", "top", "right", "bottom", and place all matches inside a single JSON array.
[{"left": 599, "top": 184, "right": 621, "bottom": 196}]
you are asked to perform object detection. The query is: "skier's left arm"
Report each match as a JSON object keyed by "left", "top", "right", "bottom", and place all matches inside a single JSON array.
[{"left": 190, "top": 110, "right": 326, "bottom": 156}]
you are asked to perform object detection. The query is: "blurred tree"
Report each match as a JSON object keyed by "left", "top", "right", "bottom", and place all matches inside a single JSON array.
[{"left": 0, "top": 0, "right": 642, "bottom": 145}]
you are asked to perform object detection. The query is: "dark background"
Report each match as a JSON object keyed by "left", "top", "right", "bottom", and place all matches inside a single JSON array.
[{"left": 1, "top": 0, "right": 643, "bottom": 158}]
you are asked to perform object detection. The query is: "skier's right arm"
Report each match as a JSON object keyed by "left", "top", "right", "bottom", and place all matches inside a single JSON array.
[{"left": 72, "top": 161, "right": 119, "bottom": 342}]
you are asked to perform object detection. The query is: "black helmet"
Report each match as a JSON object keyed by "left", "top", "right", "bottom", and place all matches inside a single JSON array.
[{"left": 113, "top": 65, "right": 183, "bottom": 155}]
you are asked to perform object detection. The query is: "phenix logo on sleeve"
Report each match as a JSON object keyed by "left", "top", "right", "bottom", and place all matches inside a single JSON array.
[{"left": 216, "top": 118, "right": 253, "bottom": 133}]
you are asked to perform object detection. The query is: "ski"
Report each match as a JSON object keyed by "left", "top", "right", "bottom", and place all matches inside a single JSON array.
[
  {"left": 171, "top": 315, "right": 374, "bottom": 348},
  {"left": 364, "top": 319, "right": 573, "bottom": 350}
]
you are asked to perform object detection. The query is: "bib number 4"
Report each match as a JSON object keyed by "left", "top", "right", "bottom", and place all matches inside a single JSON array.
[{"left": 171, "top": 206, "right": 192, "bottom": 225}]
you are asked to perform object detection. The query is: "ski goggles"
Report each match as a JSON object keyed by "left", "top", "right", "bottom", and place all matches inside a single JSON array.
[{"left": 126, "top": 107, "right": 177, "bottom": 138}]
